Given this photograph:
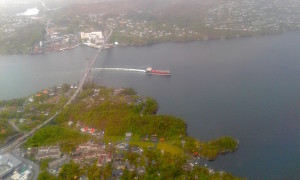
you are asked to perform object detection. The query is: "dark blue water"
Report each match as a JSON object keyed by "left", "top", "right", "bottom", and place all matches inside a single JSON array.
[{"left": 1, "top": 32, "right": 300, "bottom": 179}]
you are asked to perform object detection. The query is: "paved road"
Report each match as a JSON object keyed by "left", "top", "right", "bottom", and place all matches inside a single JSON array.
[
  {"left": 9, "top": 120, "right": 22, "bottom": 132},
  {"left": 2, "top": 28, "right": 113, "bottom": 180}
]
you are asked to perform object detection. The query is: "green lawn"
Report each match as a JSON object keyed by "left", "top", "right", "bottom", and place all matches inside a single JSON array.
[{"left": 157, "top": 142, "right": 183, "bottom": 155}]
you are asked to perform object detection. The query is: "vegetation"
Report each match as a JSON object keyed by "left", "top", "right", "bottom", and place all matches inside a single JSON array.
[
  {"left": 142, "top": 98, "right": 158, "bottom": 115},
  {"left": 199, "top": 136, "right": 239, "bottom": 160},
  {"left": 53, "top": 84, "right": 237, "bottom": 159},
  {"left": 40, "top": 159, "right": 51, "bottom": 171},
  {"left": 25, "top": 125, "right": 89, "bottom": 152},
  {"left": 119, "top": 88, "right": 137, "bottom": 96},
  {"left": 0, "top": 119, "right": 17, "bottom": 143},
  {"left": 38, "top": 171, "right": 57, "bottom": 180},
  {"left": 59, "top": 163, "right": 82, "bottom": 180},
  {"left": 0, "top": 23, "right": 45, "bottom": 54},
  {"left": 157, "top": 142, "right": 184, "bottom": 155},
  {"left": 18, "top": 84, "right": 240, "bottom": 179}
]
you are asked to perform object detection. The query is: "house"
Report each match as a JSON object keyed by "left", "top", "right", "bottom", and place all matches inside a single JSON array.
[
  {"left": 44, "top": 110, "right": 50, "bottom": 116},
  {"left": 36, "top": 151, "right": 60, "bottom": 160},
  {"left": 84, "top": 152, "right": 97, "bottom": 160},
  {"left": 81, "top": 127, "right": 88, "bottom": 133},
  {"left": 150, "top": 135, "right": 158, "bottom": 142},
  {"left": 142, "top": 135, "right": 149, "bottom": 141},
  {"left": 106, "top": 153, "right": 112, "bottom": 163},
  {"left": 68, "top": 121, "right": 74, "bottom": 126},
  {"left": 114, "top": 153, "right": 124, "bottom": 161},
  {"left": 131, "top": 146, "right": 143, "bottom": 154},
  {"left": 97, "top": 155, "right": 106, "bottom": 167},
  {"left": 78, "top": 142, "right": 92, "bottom": 150},
  {"left": 127, "top": 164, "right": 135, "bottom": 172},
  {"left": 17, "top": 107, "right": 24, "bottom": 113},
  {"left": 79, "top": 176, "right": 88, "bottom": 180},
  {"left": 71, "top": 149, "right": 82, "bottom": 156},
  {"left": 91, "top": 143, "right": 105, "bottom": 151},
  {"left": 76, "top": 121, "right": 81, "bottom": 127},
  {"left": 48, "top": 146, "right": 60, "bottom": 153},
  {"left": 19, "top": 118, "right": 26, "bottom": 123},
  {"left": 114, "top": 89, "right": 124, "bottom": 95},
  {"left": 137, "top": 166, "right": 146, "bottom": 175},
  {"left": 112, "top": 169, "right": 123, "bottom": 178},
  {"left": 36, "top": 146, "right": 61, "bottom": 160},
  {"left": 116, "top": 143, "right": 129, "bottom": 151},
  {"left": 73, "top": 155, "right": 84, "bottom": 164},
  {"left": 125, "top": 132, "right": 132, "bottom": 141},
  {"left": 113, "top": 161, "right": 125, "bottom": 170},
  {"left": 48, "top": 155, "right": 67, "bottom": 168},
  {"left": 89, "top": 128, "right": 95, "bottom": 134},
  {"left": 182, "top": 163, "right": 191, "bottom": 171},
  {"left": 96, "top": 152, "right": 111, "bottom": 167},
  {"left": 125, "top": 132, "right": 132, "bottom": 137},
  {"left": 43, "top": 89, "right": 48, "bottom": 94},
  {"left": 28, "top": 97, "right": 34, "bottom": 102}
]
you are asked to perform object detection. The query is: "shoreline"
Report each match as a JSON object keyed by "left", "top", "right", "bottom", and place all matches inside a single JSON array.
[{"left": 0, "top": 30, "right": 296, "bottom": 56}]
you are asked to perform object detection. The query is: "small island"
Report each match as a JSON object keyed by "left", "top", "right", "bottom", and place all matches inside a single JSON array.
[{"left": 0, "top": 82, "right": 241, "bottom": 179}]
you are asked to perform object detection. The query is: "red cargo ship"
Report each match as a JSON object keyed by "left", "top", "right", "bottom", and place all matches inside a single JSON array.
[{"left": 146, "top": 67, "right": 171, "bottom": 76}]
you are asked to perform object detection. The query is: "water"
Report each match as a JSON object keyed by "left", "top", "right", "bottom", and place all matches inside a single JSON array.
[
  {"left": 0, "top": 47, "right": 97, "bottom": 99},
  {"left": 92, "top": 68, "right": 146, "bottom": 73},
  {"left": 1, "top": 32, "right": 300, "bottom": 179}
]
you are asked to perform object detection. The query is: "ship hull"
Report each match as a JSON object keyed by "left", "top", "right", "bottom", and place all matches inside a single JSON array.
[
  {"left": 146, "top": 67, "right": 171, "bottom": 76},
  {"left": 146, "top": 72, "right": 171, "bottom": 76}
]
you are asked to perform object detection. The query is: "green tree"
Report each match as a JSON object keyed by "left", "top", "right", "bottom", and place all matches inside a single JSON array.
[
  {"left": 38, "top": 171, "right": 56, "bottom": 180},
  {"left": 59, "top": 163, "right": 81, "bottom": 180}
]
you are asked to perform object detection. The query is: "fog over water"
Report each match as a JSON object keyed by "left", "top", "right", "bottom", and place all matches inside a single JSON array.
[{"left": 1, "top": 32, "right": 300, "bottom": 179}]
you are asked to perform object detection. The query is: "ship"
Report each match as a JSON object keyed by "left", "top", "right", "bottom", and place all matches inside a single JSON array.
[{"left": 146, "top": 67, "right": 171, "bottom": 76}]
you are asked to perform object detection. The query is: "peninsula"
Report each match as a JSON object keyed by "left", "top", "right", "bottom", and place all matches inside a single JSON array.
[{"left": 0, "top": 83, "right": 241, "bottom": 179}]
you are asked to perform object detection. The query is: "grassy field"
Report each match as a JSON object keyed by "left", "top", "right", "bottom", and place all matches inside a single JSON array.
[{"left": 157, "top": 142, "right": 183, "bottom": 155}]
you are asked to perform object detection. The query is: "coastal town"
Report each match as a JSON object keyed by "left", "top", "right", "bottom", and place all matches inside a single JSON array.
[
  {"left": 0, "top": 82, "right": 239, "bottom": 179},
  {"left": 1, "top": 0, "right": 300, "bottom": 54}
]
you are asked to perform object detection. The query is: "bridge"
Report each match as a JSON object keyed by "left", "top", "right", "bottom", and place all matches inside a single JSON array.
[{"left": 1, "top": 28, "right": 113, "bottom": 180}]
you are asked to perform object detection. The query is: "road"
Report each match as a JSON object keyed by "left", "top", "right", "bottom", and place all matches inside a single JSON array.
[
  {"left": 2, "top": 28, "right": 113, "bottom": 180},
  {"left": 9, "top": 120, "right": 22, "bottom": 132}
]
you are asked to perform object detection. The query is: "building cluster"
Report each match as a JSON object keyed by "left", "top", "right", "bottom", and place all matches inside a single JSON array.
[
  {"left": 0, "top": 15, "right": 32, "bottom": 35},
  {"left": 71, "top": 141, "right": 112, "bottom": 166},
  {"left": 205, "top": 0, "right": 300, "bottom": 33},
  {"left": 13, "top": 85, "right": 72, "bottom": 130},
  {"left": 104, "top": 16, "right": 194, "bottom": 42},
  {"left": 80, "top": 31, "right": 104, "bottom": 48},
  {"left": 36, "top": 146, "right": 61, "bottom": 160},
  {"left": 47, "top": 155, "right": 68, "bottom": 175},
  {"left": 37, "top": 25, "right": 79, "bottom": 53},
  {"left": 0, "top": 153, "right": 31, "bottom": 180},
  {"left": 68, "top": 131, "right": 146, "bottom": 178},
  {"left": 69, "top": 120, "right": 105, "bottom": 138}
]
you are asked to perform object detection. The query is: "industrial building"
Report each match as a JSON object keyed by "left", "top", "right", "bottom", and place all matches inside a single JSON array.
[{"left": 0, "top": 153, "right": 22, "bottom": 179}]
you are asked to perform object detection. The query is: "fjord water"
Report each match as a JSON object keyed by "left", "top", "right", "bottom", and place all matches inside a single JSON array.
[{"left": 1, "top": 32, "right": 300, "bottom": 179}]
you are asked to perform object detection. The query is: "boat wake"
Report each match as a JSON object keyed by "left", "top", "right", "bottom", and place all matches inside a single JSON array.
[{"left": 92, "top": 68, "right": 146, "bottom": 73}]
